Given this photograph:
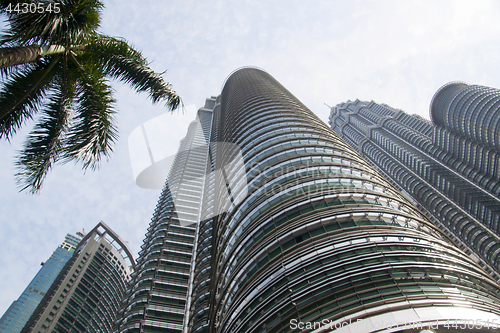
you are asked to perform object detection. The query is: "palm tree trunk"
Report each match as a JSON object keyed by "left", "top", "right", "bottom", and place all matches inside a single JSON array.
[
  {"left": 0, "top": 45, "right": 67, "bottom": 68},
  {"left": 0, "top": 46, "right": 42, "bottom": 68}
]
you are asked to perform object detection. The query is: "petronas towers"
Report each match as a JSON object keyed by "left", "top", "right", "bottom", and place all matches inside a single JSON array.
[{"left": 115, "top": 69, "right": 500, "bottom": 333}]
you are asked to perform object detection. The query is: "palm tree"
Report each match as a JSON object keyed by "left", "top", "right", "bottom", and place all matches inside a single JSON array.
[{"left": 0, "top": 0, "right": 181, "bottom": 193}]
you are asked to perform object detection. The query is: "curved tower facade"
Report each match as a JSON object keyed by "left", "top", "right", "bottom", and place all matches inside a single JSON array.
[
  {"left": 204, "top": 69, "right": 500, "bottom": 332},
  {"left": 430, "top": 82, "right": 500, "bottom": 152},
  {"left": 121, "top": 69, "right": 500, "bottom": 333}
]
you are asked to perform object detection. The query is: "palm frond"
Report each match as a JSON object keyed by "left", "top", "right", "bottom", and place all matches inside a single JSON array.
[
  {"left": 15, "top": 85, "right": 74, "bottom": 193},
  {"left": 84, "top": 34, "right": 147, "bottom": 64},
  {"left": 0, "top": 60, "right": 26, "bottom": 78},
  {"left": 63, "top": 54, "right": 116, "bottom": 169},
  {"left": 81, "top": 35, "right": 181, "bottom": 111},
  {"left": 0, "top": 0, "right": 103, "bottom": 46},
  {"left": 0, "top": 55, "right": 59, "bottom": 140}
]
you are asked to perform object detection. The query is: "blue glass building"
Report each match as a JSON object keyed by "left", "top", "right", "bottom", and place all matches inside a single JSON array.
[{"left": 0, "top": 233, "right": 81, "bottom": 333}]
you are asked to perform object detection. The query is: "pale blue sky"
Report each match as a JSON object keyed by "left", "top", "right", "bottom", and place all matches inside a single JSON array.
[{"left": 1, "top": 0, "right": 500, "bottom": 315}]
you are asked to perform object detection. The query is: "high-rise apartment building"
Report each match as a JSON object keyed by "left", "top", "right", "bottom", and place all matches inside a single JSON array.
[
  {"left": 329, "top": 82, "right": 500, "bottom": 280},
  {"left": 118, "top": 69, "right": 500, "bottom": 333},
  {"left": 0, "top": 233, "right": 82, "bottom": 333},
  {"left": 21, "top": 222, "right": 135, "bottom": 333}
]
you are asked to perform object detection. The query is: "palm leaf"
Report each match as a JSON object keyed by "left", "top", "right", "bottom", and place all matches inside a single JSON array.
[
  {"left": 15, "top": 83, "right": 74, "bottom": 193},
  {"left": 80, "top": 35, "right": 181, "bottom": 110},
  {"left": 0, "top": 55, "right": 59, "bottom": 139},
  {"left": 0, "top": 0, "right": 103, "bottom": 46},
  {"left": 62, "top": 54, "right": 116, "bottom": 169}
]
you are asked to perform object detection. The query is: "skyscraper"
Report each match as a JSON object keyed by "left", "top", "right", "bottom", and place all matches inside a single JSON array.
[
  {"left": 329, "top": 81, "right": 500, "bottom": 280},
  {"left": 430, "top": 82, "right": 500, "bottom": 153},
  {"left": 0, "top": 233, "right": 82, "bottom": 333},
  {"left": 116, "top": 98, "right": 216, "bottom": 333},
  {"left": 118, "top": 69, "right": 500, "bottom": 333},
  {"left": 21, "top": 222, "right": 135, "bottom": 333}
]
